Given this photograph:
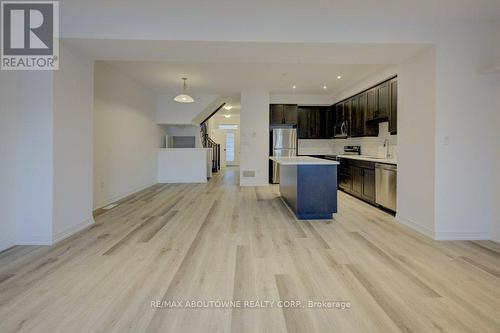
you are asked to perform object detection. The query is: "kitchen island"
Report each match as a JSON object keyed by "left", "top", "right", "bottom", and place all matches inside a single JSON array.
[{"left": 270, "top": 156, "right": 339, "bottom": 220}]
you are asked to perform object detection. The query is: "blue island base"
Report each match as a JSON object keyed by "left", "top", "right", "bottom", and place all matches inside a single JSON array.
[{"left": 279, "top": 164, "right": 338, "bottom": 220}]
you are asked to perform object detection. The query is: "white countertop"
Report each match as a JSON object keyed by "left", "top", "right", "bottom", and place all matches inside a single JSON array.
[
  {"left": 270, "top": 156, "right": 339, "bottom": 165},
  {"left": 336, "top": 154, "right": 397, "bottom": 165},
  {"left": 159, "top": 148, "right": 210, "bottom": 151}
]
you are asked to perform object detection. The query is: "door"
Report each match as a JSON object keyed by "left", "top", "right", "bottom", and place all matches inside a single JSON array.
[
  {"left": 212, "top": 126, "right": 240, "bottom": 168},
  {"left": 366, "top": 88, "right": 377, "bottom": 122},
  {"left": 350, "top": 96, "right": 363, "bottom": 137},
  {"left": 272, "top": 128, "right": 297, "bottom": 149},
  {"left": 270, "top": 104, "right": 284, "bottom": 125},
  {"left": 377, "top": 81, "right": 389, "bottom": 119},
  {"left": 343, "top": 100, "right": 351, "bottom": 136},
  {"left": 351, "top": 166, "right": 363, "bottom": 197},
  {"left": 325, "top": 106, "right": 335, "bottom": 138},
  {"left": 283, "top": 105, "right": 298, "bottom": 124},
  {"left": 225, "top": 131, "right": 240, "bottom": 166},
  {"left": 308, "top": 107, "right": 322, "bottom": 139},
  {"left": 362, "top": 168, "right": 376, "bottom": 203},
  {"left": 389, "top": 79, "right": 398, "bottom": 134},
  {"left": 297, "top": 108, "right": 309, "bottom": 139}
]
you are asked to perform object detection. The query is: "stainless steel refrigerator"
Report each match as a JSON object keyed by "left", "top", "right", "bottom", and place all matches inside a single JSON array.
[{"left": 271, "top": 127, "right": 297, "bottom": 184}]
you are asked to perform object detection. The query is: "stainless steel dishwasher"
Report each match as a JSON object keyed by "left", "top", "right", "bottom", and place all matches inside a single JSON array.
[{"left": 375, "top": 163, "right": 397, "bottom": 212}]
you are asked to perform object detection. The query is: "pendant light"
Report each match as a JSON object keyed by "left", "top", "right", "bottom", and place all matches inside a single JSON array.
[{"left": 174, "top": 78, "right": 194, "bottom": 103}]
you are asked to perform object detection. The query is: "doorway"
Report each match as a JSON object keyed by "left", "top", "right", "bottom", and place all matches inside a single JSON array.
[{"left": 211, "top": 124, "right": 240, "bottom": 168}]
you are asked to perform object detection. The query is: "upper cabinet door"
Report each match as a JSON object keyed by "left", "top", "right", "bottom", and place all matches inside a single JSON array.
[
  {"left": 389, "top": 79, "right": 398, "bottom": 134},
  {"left": 366, "top": 88, "right": 378, "bottom": 122},
  {"left": 283, "top": 104, "right": 298, "bottom": 125},
  {"left": 335, "top": 103, "right": 345, "bottom": 125},
  {"left": 325, "top": 106, "right": 335, "bottom": 138},
  {"left": 343, "top": 99, "right": 352, "bottom": 136},
  {"left": 297, "top": 107, "right": 309, "bottom": 139},
  {"left": 350, "top": 96, "right": 362, "bottom": 137},
  {"left": 376, "top": 81, "right": 389, "bottom": 120},
  {"left": 270, "top": 104, "right": 284, "bottom": 125}
]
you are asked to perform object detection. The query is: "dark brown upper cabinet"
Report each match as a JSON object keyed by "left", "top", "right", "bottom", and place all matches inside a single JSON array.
[
  {"left": 297, "top": 106, "right": 330, "bottom": 139},
  {"left": 283, "top": 104, "right": 298, "bottom": 124},
  {"left": 360, "top": 92, "right": 378, "bottom": 137},
  {"left": 389, "top": 78, "right": 398, "bottom": 134},
  {"left": 270, "top": 104, "right": 298, "bottom": 125},
  {"left": 325, "top": 106, "right": 335, "bottom": 138},
  {"left": 350, "top": 95, "right": 364, "bottom": 137},
  {"left": 342, "top": 99, "right": 352, "bottom": 136},
  {"left": 366, "top": 88, "right": 378, "bottom": 122},
  {"left": 376, "top": 81, "right": 389, "bottom": 120}
]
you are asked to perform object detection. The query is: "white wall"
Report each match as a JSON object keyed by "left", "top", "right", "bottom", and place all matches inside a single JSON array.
[
  {"left": 0, "top": 71, "right": 18, "bottom": 251},
  {"left": 93, "top": 62, "right": 165, "bottom": 209},
  {"left": 270, "top": 94, "right": 334, "bottom": 105},
  {"left": 16, "top": 72, "right": 54, "bottom": 245},
  {"left": 53, "top": 44, "right": 95, "bottom": 242},
  {"left": 493, "top": 79, "right": 500, "bottom": 243},
  {"left": 240, "top": 91, "right": 269, "bottom": 186},
  {"left": 396, "top": 48, "right": 437, "bottom": 237},
  {"left": 156, "top": 93, "right": 218, "bottom": 125},
  {"left": 433, "top": 24, "right": 495, "bottom": 240},
  {"left": 160, "top": 124, "right": 203, "bottom": 148}
]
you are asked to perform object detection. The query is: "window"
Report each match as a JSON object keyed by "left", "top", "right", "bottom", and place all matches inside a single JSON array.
[
  {"left": 226, "top": 132, "right": 235, "bottom": 162},
  {"left": 218, "top": 124, "right": 239, "bottom": 130}
]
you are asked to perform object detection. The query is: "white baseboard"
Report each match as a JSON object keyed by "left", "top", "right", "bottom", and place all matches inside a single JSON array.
[
  {"left": 94, "top": 181, "right": 156, "bottom": 210},
  {"left": 434, "top": 231, "right": 490, "bottom": 241},
  {"left": 396, "top": 215, "right": 434, "bottom": 239},
  {"left": 53, "top": 217, "right": 95, "bottom": 243},
  {"left": 492, "top": 229, "right": 500, "bottom": 244},
  {"left": 0, "top": 236, "right": 16, "bottom": 252},
  {"left": 17, "top": 236, "right": 53, "bottom": 246}
]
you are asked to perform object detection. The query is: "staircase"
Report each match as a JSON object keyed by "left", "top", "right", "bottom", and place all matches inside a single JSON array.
[{"left": 200, "top": 122, "right": 221, "bottom": 172}]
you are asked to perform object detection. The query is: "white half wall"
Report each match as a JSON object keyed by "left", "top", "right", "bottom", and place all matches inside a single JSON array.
[
  {"left": 93, "top": 62, "right": 165, "bottom": 209},
  {"left": 0, "top": 71, "right": 17, "bottom": 251},
  {"left": 16, "top": 72, "right": 54, "bottom": 245},
  {"left": 240, "top": 90, "right": 269, "bottom": 186},
  {"left": 157, "top": 148, "right": 210, "bottom": 183},
  {"left": 53, "top": 44, "right": 95, "bottom": 242}
]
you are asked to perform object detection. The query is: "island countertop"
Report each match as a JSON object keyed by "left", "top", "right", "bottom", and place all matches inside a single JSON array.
[{"left": 270, "top": 156, "right": 339, "bottom": 165}]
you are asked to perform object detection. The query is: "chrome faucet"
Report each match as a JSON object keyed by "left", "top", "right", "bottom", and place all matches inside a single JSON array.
[{"left": 383, "top": 138, "right": 390, "bottom": 158}]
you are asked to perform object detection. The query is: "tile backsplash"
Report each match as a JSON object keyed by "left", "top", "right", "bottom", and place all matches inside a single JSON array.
[{"left": 298, "top": 122, "right": 397, "bottom": 159}]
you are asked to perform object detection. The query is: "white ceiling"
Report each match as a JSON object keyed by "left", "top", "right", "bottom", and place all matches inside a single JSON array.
[
  {"left": 104, "top": 61, "right": 386, "bottom": 95},
  {"left": 60, "top": 1, "right": 500, "bottom": 40}
]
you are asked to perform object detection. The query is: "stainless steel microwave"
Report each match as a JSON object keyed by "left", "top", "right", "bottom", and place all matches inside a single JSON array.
[{"left": 334, "top": 121, "right": 348, "bottom": 138}]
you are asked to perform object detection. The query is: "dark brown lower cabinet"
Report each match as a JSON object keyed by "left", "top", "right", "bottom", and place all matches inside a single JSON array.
[
  {"left": 351, "top": 166, "right": 363, "bottom": 197},
  {"left": 339, "top": 159, "right": 376, "bottom": 206},
  {"left": 361, "top": 168, "right": 376, "bottom": 204}
]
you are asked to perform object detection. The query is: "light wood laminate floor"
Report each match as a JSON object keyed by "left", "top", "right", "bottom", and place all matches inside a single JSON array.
[{"left": 1, "top": 168, "right": 500, "bottom": 332}]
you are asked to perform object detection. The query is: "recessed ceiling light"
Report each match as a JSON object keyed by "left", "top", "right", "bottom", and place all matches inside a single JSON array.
[
  {"left": 323, "top": 85, "right": 327, "bottom": 90},
  {"left": 223, "top": 105, "right": 232, "bottom": 110},
  {"left": 337, "top": 75, "right": 342, "bottom": 80},
  {"left": 224, "top": 114, "right": 231, "bottom": 118},
  {"left": 292, "top": 85, "right": 296, "bottom": 89}
]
